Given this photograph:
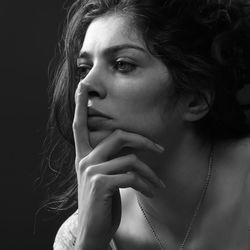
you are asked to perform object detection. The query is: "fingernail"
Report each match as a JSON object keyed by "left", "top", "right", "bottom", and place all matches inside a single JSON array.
[{"left": 154, "top": 143, "right": 165, "bottom": 152}]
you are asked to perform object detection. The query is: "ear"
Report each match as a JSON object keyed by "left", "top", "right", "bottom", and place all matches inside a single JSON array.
[{"left": 182, "top": 91, "right": 213, "bottom": 122}]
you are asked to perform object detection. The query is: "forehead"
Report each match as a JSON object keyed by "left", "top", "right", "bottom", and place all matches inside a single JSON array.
[{"left": 80, "top": 14, "right": 147, "bottom": 53}]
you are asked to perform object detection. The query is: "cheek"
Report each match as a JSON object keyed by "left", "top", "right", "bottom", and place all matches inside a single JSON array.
[
  {"left": 113, "top": 76, "right": 169, "bottom": 111},
  {"left": 112, "top": 81, "right": 170, "bottom": 137}
]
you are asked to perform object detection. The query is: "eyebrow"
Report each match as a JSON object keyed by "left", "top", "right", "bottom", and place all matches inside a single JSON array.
[{"left": 77, "top": 44, "right": 148, "bottom": 60}]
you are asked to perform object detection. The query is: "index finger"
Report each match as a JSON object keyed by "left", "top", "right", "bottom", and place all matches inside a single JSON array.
[{"left": 73, "top": 82, "right": 92, "bottom": 159}]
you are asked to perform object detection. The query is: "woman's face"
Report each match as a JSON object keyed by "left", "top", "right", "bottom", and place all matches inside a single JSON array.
[{"left": 78, "top": 14, "right": 184, "bottom": 148}]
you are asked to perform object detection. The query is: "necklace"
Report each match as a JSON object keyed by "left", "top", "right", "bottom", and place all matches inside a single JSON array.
[{"left": 137, "top": 145, "right": 214, "bottom": 250}]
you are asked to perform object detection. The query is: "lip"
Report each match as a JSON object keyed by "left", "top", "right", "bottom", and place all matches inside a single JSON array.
[
  {"left": 87, "top": 107, "right": 111, "bottom": 119},
  {"left": 87, "top": 116, "right": 111, "bottom": 131}
]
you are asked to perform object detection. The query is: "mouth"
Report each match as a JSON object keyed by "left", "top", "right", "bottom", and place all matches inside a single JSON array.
[
  {"left": 87, "top": 107, "right": 112, "bottom": 131},
  {"left": 87, "top": 117, "right": 111, "bottom": 131},
  {"left": 87, "top": 107, "right": 111, "bottom": 119}
]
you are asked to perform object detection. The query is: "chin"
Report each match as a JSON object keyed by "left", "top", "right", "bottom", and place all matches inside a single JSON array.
[{"left": 88, "top": 129, "right": 113, "bottom": 148}]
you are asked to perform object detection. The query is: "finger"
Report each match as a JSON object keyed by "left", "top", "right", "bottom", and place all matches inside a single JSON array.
[
  {"left": 86, "top": 154, "right": 166, "bottom": 189},
  {"left": 73, "top": 82, "right": 92, "bottom": 159},
  {"left": 88, "top": 129, "right": 165, "bottom": 164},
  {"left": 103, "top": 172, "right": 155, "bottom": 198}
]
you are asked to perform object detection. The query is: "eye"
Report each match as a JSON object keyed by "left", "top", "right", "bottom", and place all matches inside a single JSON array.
[
  {"left": 114, "top": 60, "right": 137, "bottom": 73},
  {"left": 77, "top": 64, "right": 91, "bottom": 80}
]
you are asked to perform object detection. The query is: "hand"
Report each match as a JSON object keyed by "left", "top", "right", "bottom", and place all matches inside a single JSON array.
[{"left": 73, "top": 82, "right": 165, "bottom": 250}]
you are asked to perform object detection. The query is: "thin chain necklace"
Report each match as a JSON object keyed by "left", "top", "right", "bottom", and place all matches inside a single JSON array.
[{"left": 137, "top": 145, "right": 214, "bottom": 250}]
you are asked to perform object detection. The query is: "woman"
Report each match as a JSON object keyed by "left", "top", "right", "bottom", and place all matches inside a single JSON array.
[{"left": 43, "top": 0, "right": 250, "bottom": 249}]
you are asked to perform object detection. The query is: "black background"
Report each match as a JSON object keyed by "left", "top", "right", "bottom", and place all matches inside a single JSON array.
[{"left": 1, "top": 1, "right": 74, "bottom": 249}]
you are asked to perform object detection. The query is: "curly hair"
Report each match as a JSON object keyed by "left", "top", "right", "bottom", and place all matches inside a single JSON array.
[{"left": 40, "top": 0, "right": 250, "bottom": 211}]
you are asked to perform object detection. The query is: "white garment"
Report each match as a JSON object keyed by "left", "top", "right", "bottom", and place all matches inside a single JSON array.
[{"left": 53, "top": 210, "right": 118, "bottom": 250}]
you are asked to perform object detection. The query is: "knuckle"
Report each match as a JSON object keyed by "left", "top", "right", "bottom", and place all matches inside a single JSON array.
[
  {"left": 76, "top": 156, "right": 91, "bottom": 173},
  {"left": 91, "top": 174, "right": 105, "bottom": 187},
  {"left": 84, "top": 166, "right": 94, "bottom": 177}
]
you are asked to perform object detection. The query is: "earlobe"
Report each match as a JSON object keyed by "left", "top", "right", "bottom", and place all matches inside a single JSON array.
[{"left": 183, "top": 91, "right": 213, "bottom": 122}]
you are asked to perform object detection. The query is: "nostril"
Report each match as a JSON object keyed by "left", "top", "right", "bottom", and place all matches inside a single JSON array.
[{"left": 88, "top": 90, "right": 99, "bottom": 98}]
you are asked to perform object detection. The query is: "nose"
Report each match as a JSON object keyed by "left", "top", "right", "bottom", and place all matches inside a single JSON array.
[{"left": 80, "top": 66, "right": 107, "bottom": 100}]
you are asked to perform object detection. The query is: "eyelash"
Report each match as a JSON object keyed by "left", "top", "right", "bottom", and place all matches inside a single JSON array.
[
  {"left": 113, "top": 60, "right": 137, "bottom": 73},
  {"left": 76, "top": 64, "right": 91, "bottom": 80},
  {"left": 76, "top": 59, "right": 137, "bottom": 80}
]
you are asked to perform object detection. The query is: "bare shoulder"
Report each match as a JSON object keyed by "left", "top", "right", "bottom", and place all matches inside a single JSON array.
[
  {"left": 220, "top": 137, "right": 250, "bottom": 169},
  {"left": 231, "top": 137, "right": 250, "bottom": 199},
  {"left": 213, "top": 137, "right": 250, "bottom": 210},
  {"left": 215, "top": 137, "right": 250, "bottom": 191},
  {"left": 237, "top": 137, "right": 250, "bottom": 208},
  {"left": 237, "top": 137, "right": 250, "bottom": 193},
  {"left": 234, "top": 137, "right": 250, "bottom": 170},
  {"left": 234, "top": 136, "right": 250, "bottom": 154}
]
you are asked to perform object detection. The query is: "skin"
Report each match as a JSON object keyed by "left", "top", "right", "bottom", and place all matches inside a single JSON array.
[
  {"left": 73, "top": 14, "right": 250, "bottom": 250},
  {"left": 77, "top": 14, "right": 180, "bottom": 150}
]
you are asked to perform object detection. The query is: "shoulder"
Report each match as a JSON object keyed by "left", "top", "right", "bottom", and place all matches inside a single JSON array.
[
  {"left": 233, "top": 137, "right": 250, "bottom": 159},
  {"left": 230, "top": 137, "right": 250, "bottom": 182},
  {"left": 238, "top": 138, "right": 250, "bottom": 201},
  {"left": 232, "top": 137, "right": 250, "bottom": 178},
  {"left": 216, "top": 137, "right": 250, "bottom": 171},
  {"left": 213, "top": 137, "right": 250, "bottom": 200},
  {"left": 53, "top": 210, "right": 78, "bottom": 250},
  {"left": 226, "top": 137, "right": 250, "bottom": 203}
]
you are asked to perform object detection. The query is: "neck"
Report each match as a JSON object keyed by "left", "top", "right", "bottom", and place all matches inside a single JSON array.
[{"left": 135, "top": 131, "right": 213, "bottom": 239}]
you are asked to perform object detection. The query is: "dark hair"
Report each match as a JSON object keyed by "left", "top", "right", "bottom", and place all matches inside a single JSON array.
[{"left": 41, "top": 0, "right": 250, "bottom": 211}]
